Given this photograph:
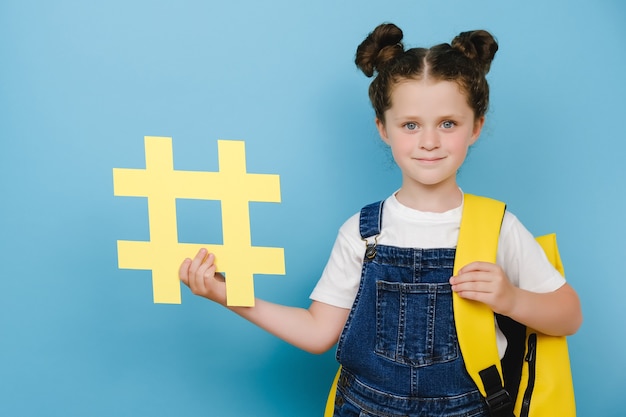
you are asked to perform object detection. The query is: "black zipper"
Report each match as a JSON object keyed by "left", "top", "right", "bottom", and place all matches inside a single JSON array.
[{"left": 520, "top": 333, "right": 538, "bottom": 417}]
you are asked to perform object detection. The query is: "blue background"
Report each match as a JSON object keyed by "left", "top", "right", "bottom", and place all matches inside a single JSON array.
[{"left": 1, "top": 1, "right": 624, "bottom": 416}]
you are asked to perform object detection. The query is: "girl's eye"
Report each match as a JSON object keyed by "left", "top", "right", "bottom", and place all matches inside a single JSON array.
[
  {"left": 441, "top": 120, "right": 456, "bottom": 129},
  {"left": 405, "top": 122, "right": 418, "bottom": 130}
]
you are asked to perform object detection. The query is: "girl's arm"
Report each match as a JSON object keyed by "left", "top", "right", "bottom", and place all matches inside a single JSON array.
[
  {"left": 450, "top": 261, "right": 582, "bottom": 336},
  {"left": 179, "top": 249, "right": 350, "bottom": 354}
]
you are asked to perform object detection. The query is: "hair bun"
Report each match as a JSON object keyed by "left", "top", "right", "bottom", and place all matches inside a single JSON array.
[
  {"left": 451, "top": 30, "right": 498, "bottom": 74},
  {"left": 355, "top": 23, "right": 405, "bottom": 77}
]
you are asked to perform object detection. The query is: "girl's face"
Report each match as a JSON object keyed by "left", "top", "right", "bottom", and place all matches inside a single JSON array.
[{"left": 376, "top": 79, "right": 484, "bottom": 200}]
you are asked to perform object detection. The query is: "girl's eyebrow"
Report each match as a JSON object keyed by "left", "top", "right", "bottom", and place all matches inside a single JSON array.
[{"left": 394, "top": 113, "right": 465, "bottom": 120}]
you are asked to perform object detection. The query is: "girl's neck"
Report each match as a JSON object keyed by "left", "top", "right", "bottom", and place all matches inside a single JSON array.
[{"left": 395, "top": 183, "right": 463, "bottom": 213}]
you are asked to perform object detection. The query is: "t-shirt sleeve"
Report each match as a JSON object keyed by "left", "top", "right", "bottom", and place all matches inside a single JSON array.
[
  {"left": 309, "top": 213, "right": 363, "bottom": 309},
  {"left": 497, "top": 212, "right": 566, "bottom": 293}
]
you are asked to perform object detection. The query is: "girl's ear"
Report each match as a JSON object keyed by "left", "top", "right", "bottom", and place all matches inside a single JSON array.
[
  {"left": 470, "top": 116, "right": 485, "bottom": 145},
  {"left": 375, "top": 117, "right": 390, "bottom": 144}
]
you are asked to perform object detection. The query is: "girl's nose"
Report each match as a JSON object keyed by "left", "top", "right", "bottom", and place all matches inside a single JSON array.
[{"left": 419, "top": 129, "right": 440, "bottom": 150}]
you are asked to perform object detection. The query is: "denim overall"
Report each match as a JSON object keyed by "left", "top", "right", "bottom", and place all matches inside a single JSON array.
[{"left": 333, "top": 201, "right": 488, "bottom": 417}]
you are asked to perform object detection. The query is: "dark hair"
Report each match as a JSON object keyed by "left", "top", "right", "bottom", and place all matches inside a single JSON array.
[{"left": 355, "top": 23, "right": 498, "bottom": 122}]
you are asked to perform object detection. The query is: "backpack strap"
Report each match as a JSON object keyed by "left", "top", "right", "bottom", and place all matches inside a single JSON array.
[{"left": 453, "top": 194, "right": 514, "bottom": 417}]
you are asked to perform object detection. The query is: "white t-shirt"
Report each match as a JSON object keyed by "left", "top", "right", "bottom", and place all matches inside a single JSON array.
[{"left": 310, "top": 192, "right": 566, "bottom": 356}]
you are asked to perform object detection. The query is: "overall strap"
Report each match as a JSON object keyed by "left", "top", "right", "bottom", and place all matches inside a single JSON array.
[
  {"left": 359, "top": 201, "right": 384, "bottom": 239},
  {"left": 453, "top": 194, "right": 513, "bottom": 417},
  {"left": 359, "top": 201, "right": 384, "bottom": 261}
]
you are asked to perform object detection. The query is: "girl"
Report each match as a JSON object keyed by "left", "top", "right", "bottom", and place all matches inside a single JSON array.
[{"left": 179, "top": 23, "right": 582, "bottom": 417}]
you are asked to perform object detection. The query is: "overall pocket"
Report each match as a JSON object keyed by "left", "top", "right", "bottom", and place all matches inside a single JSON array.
[{"left": 375, "top": 280, "right": 458, "bottom": 366}]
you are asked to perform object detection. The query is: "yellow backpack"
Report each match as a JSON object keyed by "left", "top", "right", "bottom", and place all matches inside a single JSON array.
[{"left": 324, "top": 194, "right": 575, "bottom": 417}]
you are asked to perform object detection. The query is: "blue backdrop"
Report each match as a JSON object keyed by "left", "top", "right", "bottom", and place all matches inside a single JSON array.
[{"left": 1, "top": 1, "right": 624, "bottom": 416}]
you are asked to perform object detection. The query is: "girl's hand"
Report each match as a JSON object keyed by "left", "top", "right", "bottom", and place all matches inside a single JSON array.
[
  {"left": 449, "top": 261, "right": 518, "bottom": 316},
  {"left": 179, "top": 248, "right": 227, "bottom": 305}
]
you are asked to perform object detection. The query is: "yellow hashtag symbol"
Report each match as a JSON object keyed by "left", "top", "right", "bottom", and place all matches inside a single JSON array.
[{"left": 113, "top": 136, "right": 285, "bottom": 306}]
